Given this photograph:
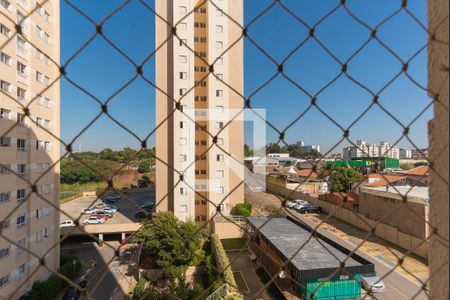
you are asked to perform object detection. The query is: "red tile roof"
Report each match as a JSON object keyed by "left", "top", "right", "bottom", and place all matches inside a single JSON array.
[
  {"left": 296, "top": 169, "right": 319, "bottom": 179},
  {"left": 366, "top": 174, "right": 406, "bottom": 187},
  {"left": 405, "top": 166, "right": 429, "bottom": 176}
]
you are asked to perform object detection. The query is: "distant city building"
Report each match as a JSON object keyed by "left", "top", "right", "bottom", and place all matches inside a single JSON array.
[
  {"left": 267, "top": 153, "right": 290, "bottom": 159},
  {"left": 399, "top": 148, "right": 413, "bottom": 159},
  {"left": 296, "top": 141, "right": 321, "bottom": 153},
  {"left": 411, "top": 148, "right": 429, "bottom": 160},
  {"left": 343, "top": 140, "right": 400, "bottom": 160}
]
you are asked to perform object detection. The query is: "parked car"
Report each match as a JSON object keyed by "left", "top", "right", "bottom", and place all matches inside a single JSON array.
[
  {"left": 83, "top": 217, "right": 105, "bottom": 225},
  {"left": 103, "top": 195, "right": 121, "bottom": 202},
  {"left": 99, "top": 207, "right": 117, "bottom": 214},
  {"left": 60, "top": 220, "right": 75, "bottom": 227},
  {"left": 63, "top": 278, "right": 87, "bottom": 300},
  {"left": 92, "top": 210, "right": 113, "bottom": 218},
  {"left": 292, "top": 201, "right": 309, "bottom": 210},
  {"left": 140, "top": 204, "right": 155, "bottom": 212},
  {"left": 361, "top": 273, "right": 386, "bottom": 293},
  {"left": 80, "top": 208, "right": 96, "bottom": 215},
  {"left": 288, "top": 199, "right": 308, "bottom": 208},
  {"left": 297, "top": 204, "right": 322, "bottom": 214},
  {"left": 106, "top": 204, "right": 120, "bottom": 212},
  {"left": 135, "top": 211, "right": 151, "bottom": 219}
]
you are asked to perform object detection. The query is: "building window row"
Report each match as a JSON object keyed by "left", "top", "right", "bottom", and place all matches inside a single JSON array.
[
  {"left": 195, "top": 66, "right": 207, "bottom": 72},
  {"left": 0, "top": 23, "right": 10, "bottom": 37},
  {"left": 0, "top": 0, "right": 11, "bottom": 10},
  {"left": 195, "top": 200, "right": 208, "bottom": 206},
  {"left": 195, "top": 96, "right": 207, "bottom": 102},
  {"left": 0, "top": 273, "right": 10, "bottom": 289},
  {"left": 195, "top": 215, "right": 208, "bottom": 222},
  {"left": 0, "top": 246, "right": 10, "bottom": 260},
  {"left": 0, "top": 137, "right": 52, "bottom": 151},
  {"left": 36, "top": 3, "right": 51, "bottom": 23},
  {"left": 195, "top": 140, "right": 207, "bottom": 146},
  {"left": 0, "top": 162, "right": 51, "bottom": 176},
  {"left": 195, "top": 170, "right": 207, "bottom": 175},
  {"left": 194, "top": 22, "right": 206, "bottom": 28},
  {"left": 36, "top": 48, "right": 51, "bottom": 65},
  {"left": 194, "top": 37, "right": 207, "bottom": 43},
  {"left": 35, "top": 24, "right": 51, "bottom": 44},
  {"left": 194, "top": 7, "right": 207, "bottom": 14}
]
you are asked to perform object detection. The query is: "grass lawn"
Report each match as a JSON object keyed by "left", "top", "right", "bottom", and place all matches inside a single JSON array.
[
  {"left": 60, "top": 182, "right": 107, "bottom": 203},
  {"left": 221, "top": 239, "right": 246, "bottom": 251}
]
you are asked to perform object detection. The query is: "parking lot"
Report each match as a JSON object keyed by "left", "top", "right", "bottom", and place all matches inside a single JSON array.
[{"left": 60, "top": 191, "right": 155, "bottom": 225}]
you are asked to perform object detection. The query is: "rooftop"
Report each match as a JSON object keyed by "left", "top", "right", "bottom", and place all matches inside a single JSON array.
[
  {"left": 405, "top": 166, "right": 429, "bottom": 176},
  {"left": 248, "top": 217, "right": 373, "bottom": 278},
  {"left": 361, "top": 186, "right": 429, "bottom": 205}
]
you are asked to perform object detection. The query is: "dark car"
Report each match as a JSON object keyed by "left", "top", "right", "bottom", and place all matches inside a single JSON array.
[
  {"left": 298, "top": 204, "right": 322, "bottom": 214},
  {"left": 63, "top": 278, "right": 87, "bottom": 300},
  {"left": 135, "top": 211, "right": 152, "bottom": 219}
]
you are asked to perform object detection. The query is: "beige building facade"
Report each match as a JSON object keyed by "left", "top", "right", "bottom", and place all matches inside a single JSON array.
[
  {"left": 1, "top": 0, "right": 60, "bottom": 298},
  {"left": 156, "top": 0, "right": 244, "bottom": 223}
]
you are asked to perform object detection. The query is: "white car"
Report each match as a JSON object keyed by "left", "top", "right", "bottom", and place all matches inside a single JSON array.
[
  {"left": 287, "top": 200, "right": 308, "bottom": 208},
  {"left": 60, "top": 220, "right": 75, "bottom": 227},
  {"left": 81, "top": 208, "right": 96, "bottom": 215},
  {"left": 361, "top": 273, "right": 386, "bottom": 293},
  {"left": 100, "top": 207, "right": 117, "bottom": 214},
  {"left": 83, "top": 217, "right": 105, "bottom": 225}
]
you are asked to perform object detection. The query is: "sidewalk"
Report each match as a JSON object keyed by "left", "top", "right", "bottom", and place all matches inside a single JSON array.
[{"left": 301, "top": 212, "right": 429, "bottom": 284}]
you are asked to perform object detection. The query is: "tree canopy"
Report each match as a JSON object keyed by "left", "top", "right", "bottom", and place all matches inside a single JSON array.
[{"left": 320, "top": 167, "right": 364, "bottom": 192}]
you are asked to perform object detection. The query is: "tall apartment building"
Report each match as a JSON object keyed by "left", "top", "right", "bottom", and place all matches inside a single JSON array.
[
  {"left": 155, "top": 0, "right": 244, "bottom": 223},
  {"left": 0, "top": 0, "right": 60, "bottom": 298},
  {"left": 343, "top": 140, "right": 400, "bottom": 160}
]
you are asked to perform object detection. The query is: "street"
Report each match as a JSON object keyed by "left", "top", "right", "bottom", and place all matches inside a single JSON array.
[
  {"left": 286, "top": 209, "right": 428, "bottom": 300},
  {"left": 61, "top": 240, "right": 137, "bottom": 300}
]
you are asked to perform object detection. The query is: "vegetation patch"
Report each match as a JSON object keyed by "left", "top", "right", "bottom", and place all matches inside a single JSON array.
[
  {"left": 212, "top": 234, "right": 238, "bottom": 292},
  {"left": 221, "top": 238, "right": 246, "bottom": 251},
  {"left": 255, "top": 267, "right": 285, "bottom": 300}
]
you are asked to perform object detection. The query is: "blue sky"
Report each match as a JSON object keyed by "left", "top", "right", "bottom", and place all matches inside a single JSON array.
[{"left": 60, "top": 0, "right": 431, "bottom": 155}]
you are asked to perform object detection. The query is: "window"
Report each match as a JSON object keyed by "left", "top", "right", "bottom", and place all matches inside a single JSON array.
[
  {"left": 36, "top": 117, "right": 43, "bottom": 128},
  {"left": 179, "top": 55, "right": 187, "bottom": 64},
  {"left": 0, "top": 219, "right": 10, "bottom": 231},
  {"left": 217, "top": 154, "right": 224, "bottom": 162},
  {"left": 17, "top": 88, "right": 26, "bottom": 102},
  {"left": 36, "top": 230, "right": 43, "bottom": 242},
  {"left": 16, "top": 36, "right": 26, "bottom": 52},
  {"left": 16, "top": 11, "right": 24, "bottom": 24},
  {"left": 216, "top": 170, "right": 224, "bottom": 179},
  {"left": 0, "top": 24, "right": 10, "bottom": 37},
  {"left": 36, "top": 140, "right": 44, "bottom": 150},
  {"left": 217, "top": 138, "right": 224, "bottom": 145},
  {"left": 36, "top": 71, "right": 44, "bottom": 82},
  {"left": 17, "top": 189, "right": 26, "bottom": 201},
  {"left": 179, "top": 187, "right": 187, "bottom": 195},
  {"left": 216, "top": 41, "right": 224, "bottom": 49},
  {"left": 0, "top": 165, "right": 10, "bottom": 175},
  {"left": 179, "top": 154, "right": 187, "bottom": 162},
  {"left": 217, "top": 122, "right": 224, "bottom": 129},
  {"left": 178, "top": 22, "right": 187, "bottom": 31},
  {"left": 179, "top": 39, "right": 187, "bottom": 46},
  {"left": 180, "top": 121, "right": 187, "bottom": 129},
  {"left": 18, "top": 264, "right": 26, "bottom": 278},
  {"left": 216, "top": 58, "right": 224, "bottom": 65},
  {"left": 36, "top": 25, "right": 43, "bottom": 37},
  {"left": 17, "top": 139, "right": 26, "bottom": 151},
  {"left": 216, "top": 25, "right": 224, "bottom": 33},
  {"left": 216, "top": 106, "right": 224, "bottom": 113},
  {"left": 216, "top": 8, "right": 223, "bottom": 17},
  {"left": 44, "top": 141, "right": 51, "bottom": 151},
  {"left": 16, "top": 214, "right": 26, "bottom": 228},
  {"left": 17, "top": 62, "right": 26, "bottom": 77},
  {"left": 0, "top": 52, "right": 10, "bottom": 65},
  {"left": 0, "top": 0, "right": 11, "bottom": 10},
  {"left": 44, "top": 32, "right": 51, "bottom": 44},
  {"left": 179, "top": 88, "right": 187, "bottom": 96},
  {"left": 17, "top": 164, "right": 26, "bottom": 175},
  {"left": 179, "top": 138, "right": 187, "bottom": 145},
  {"left": 0, "top": 108, "right": 10, "bottom": 119},
  {"left": 179, "top": 205, "right": 188, "bottom": 213},
  {"left": 0, "top": 273, "right": 10, "bottom": 289},
  {"left": 0, "top": 192, "right": 10, "bottom": 203},
  {"left": 179, "top": 6, "right": 187, "bottom": 14},
  {"left": 0, "top": 137, "right": 11, "bottom": 147},
  {"left": 17, "top": 113, "right": 26, "bottom": 126},
  {"left": 216, "top": 90, "right": 224, "bottom": 97},
  {"left": 180, "top": 72, "right": 187, "bottom": 80},
  {"left": 16, "top": 239, "right": 26, "bottom": 255},
  {"left": 0, "top": 246, "right": 10, "bottom": 260},
  {"left": 0, "top": 80, "right": 10, "bottom": 93},
  {"left": 216, "top": 73, "right": 224, "bottom": 80},
  {"left": 217, "top": 186, "right": 225, "bottom": 194},
  {"left": 44, "top": 227, "right": 50, "bottom": 238}
]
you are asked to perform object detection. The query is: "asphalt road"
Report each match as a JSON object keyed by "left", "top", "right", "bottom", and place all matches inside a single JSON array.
[
  {"left": 61, "top": 240, "right": 136, "bottom": 300},
  {"left": 287, "top": 209, "right": 428, "bottom": 300}
]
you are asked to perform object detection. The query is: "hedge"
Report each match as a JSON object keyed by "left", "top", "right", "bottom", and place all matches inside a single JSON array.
[
  {"left": 211, "top": 234, "right": 237, "bottom": 292},
  {"left": 235, "top": 203, "right": 252, "bottom": 217}
]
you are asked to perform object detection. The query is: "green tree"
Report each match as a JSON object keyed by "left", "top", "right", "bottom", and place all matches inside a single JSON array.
[
  {"left": 266, "top": 143, "right": 285, "bottom": 154},
  {"left": 121, "top": 147, "right": 138, "bottom": 162},
  {"left": 286, "top": 144, "right": 304, "bottom": 158},
  {"left": 234, "top": 203, "right": 252, "bottom": 217},
  {"left": 244, "top": 144, "right": 254, "bottom": 157},
  {"left": 138, "top": 160, "right": 153, "bottom": 173},
  {"left": 137, "top": 148, "right": 156, "bottom": 161},
  {"left": 325, "top": 167, "right": 363, "bottom": 192},
  {"left": 99, "top": 148, "right": 122, "bottom": 161},
  {"left": 132, "top": 212, "right": 206, "bottom": 279}
]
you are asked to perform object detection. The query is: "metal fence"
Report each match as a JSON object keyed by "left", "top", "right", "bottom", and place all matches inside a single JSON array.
[{"left": 0, "top": 0, "right": 448, "bottom": 300}]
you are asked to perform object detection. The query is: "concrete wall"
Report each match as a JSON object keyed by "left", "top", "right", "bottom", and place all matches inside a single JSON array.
[
  {"left": 266, "top": 182, "right": 428, "bottom": 258},
  {"left": 212, "top": 220, "right": 245, "bottom": 239},
  {"left": 358, "top": 192, "right": 427, "bottom": 239},
  {"left": 428, "top": 0, "right": 449, "bottom": 299}
]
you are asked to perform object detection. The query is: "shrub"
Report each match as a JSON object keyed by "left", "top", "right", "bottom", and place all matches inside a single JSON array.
[
  {"left": 138, "top": 160, "right": 153, "bottom": 173},
  {"left": 264, "top": 205, "right": 285, "bottom": 217},
  {"left": 235, "top": 203, "right": 252, "bottom": 217},
  {"left": 211, "top": 234, "right": 237, "bottom": 292}
]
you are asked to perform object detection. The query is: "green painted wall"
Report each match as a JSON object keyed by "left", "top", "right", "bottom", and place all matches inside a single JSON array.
[{"left": 300, "top": 275, "right": 362, "bottom": 300}]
